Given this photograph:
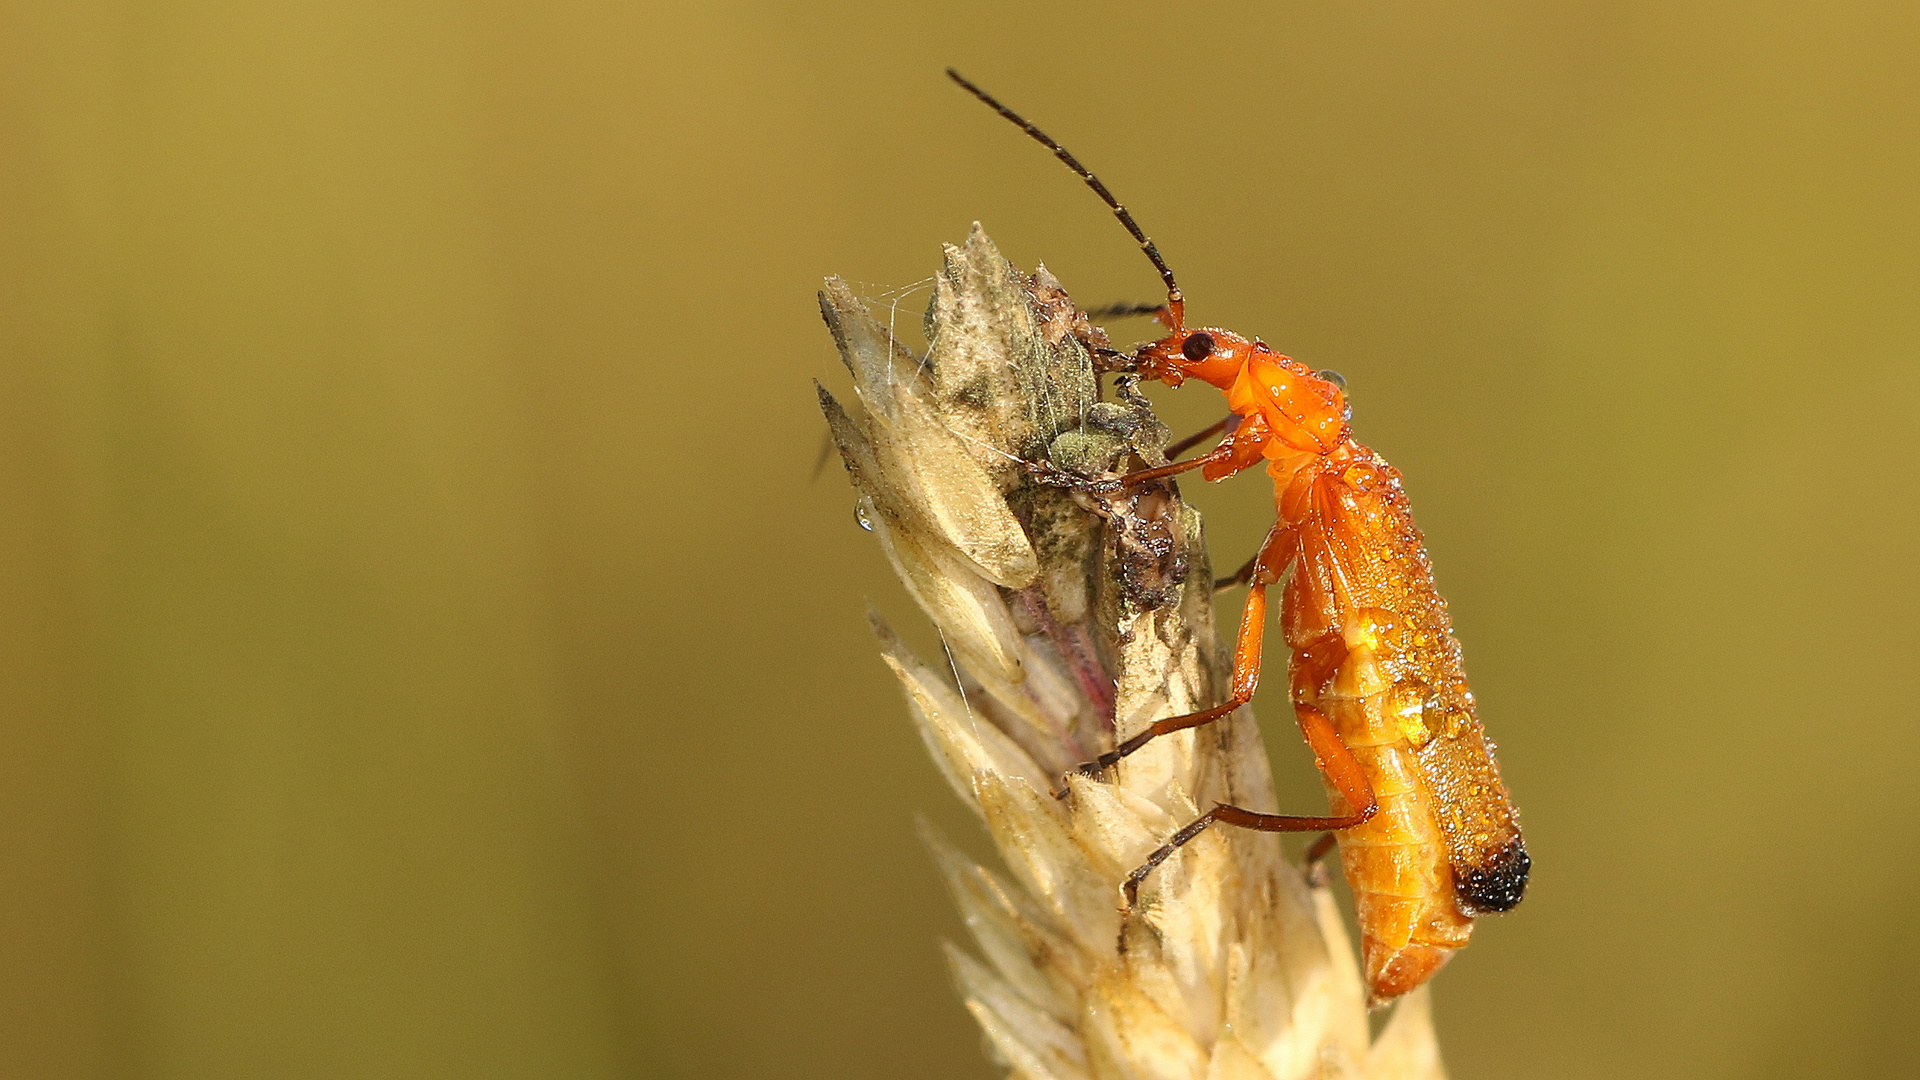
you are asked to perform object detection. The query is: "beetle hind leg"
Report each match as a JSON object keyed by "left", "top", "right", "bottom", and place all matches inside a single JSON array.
[{"left": 1120, "top": 703, "right": 1378, "bottom": 913}]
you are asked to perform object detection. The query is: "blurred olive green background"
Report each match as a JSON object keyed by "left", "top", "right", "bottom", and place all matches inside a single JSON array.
[{"left": 2, "top": 1, "right": 1917, "bottom": 1077}]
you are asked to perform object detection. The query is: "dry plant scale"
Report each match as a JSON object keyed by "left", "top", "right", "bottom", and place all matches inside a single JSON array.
[{"left": 815, "top": 73, "right": 1526, "bottom": 1080}]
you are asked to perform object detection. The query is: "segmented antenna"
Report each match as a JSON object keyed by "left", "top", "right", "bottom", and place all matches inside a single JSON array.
[{"left": 946, "top": 69, "right": 1185, "bottom": 330}]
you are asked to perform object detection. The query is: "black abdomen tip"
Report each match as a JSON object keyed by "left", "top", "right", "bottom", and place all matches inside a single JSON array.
[{"left": 1456, "top": 838, "right": 1530, "bottom": 914}]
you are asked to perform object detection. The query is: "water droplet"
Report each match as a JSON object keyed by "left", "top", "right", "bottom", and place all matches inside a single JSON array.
[{"left": 853, "top": 503, "right": 874, "bottom": 532}]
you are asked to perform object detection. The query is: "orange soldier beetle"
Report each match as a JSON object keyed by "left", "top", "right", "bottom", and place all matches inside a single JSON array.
[{"left": 948, "top": 70, "right": 1528, "bottom": 1004}]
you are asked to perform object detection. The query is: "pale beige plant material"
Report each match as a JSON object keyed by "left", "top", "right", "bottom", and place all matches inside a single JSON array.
[{"left": 818, "top": 226, "right": 1446, "bottom": 1080}]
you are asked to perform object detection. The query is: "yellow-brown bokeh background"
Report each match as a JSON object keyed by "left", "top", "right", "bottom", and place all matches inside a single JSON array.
[{"left": 3, "top": 2, "right": 1917, "bottom": 1077}]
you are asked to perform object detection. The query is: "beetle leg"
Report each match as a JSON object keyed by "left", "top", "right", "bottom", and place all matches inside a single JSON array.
[
  {"left": 1111, "top": 437, "right": 1238, "bottom": 487},
  {"left": 1060, "top": 582, "right": 1267, "bottom": 792},
  {"left": 1214, "top": 551, "right": 1258, "bottom": 592},
  {"left": 1025, "top": 422, "right": 1238, "bottom": 497},
  {"left": 1060, "top": 523, "right": 1291, "bottom": 795},
  {"left": 1121, "top": 704, "right": 1378, "bottom": 912},
  {"left": 1033, "top": 415, "right": 1255, "bottom": 505},
  {"left": 1164, "top": 413, "right": 1235, "bottom": 459},
  {"left": 1119, "top": 412, "right": 1270, "bottom": 489},
  {"left": 1303, "top": 830, "right": 1338, "bottom": 887}
]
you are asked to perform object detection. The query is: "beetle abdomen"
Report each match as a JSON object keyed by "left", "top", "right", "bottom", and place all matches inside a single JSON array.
[
  {"left": 1455, "top": 836, "right": 1531, "bottom": 914},
  {"left": 1311, "top": 691, "right": 1473, "bottom": 1004}
]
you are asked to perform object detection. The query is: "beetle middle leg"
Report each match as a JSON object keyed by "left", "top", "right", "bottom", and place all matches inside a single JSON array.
[
  {"left": 1062, "top": 578, "right": 1268, "bottom": 789},
  {"left": 1063, "top": 521, "right": 1293, "bottom": 788}
]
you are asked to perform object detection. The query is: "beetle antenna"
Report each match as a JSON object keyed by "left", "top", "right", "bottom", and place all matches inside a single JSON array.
[{"left": 946, "top": 69, "right": 1185, "bottom": 329}]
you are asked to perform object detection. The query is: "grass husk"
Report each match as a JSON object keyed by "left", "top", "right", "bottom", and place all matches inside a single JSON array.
[{"left": 818, "top": 225, "right": 1446, "bottom": 1080}]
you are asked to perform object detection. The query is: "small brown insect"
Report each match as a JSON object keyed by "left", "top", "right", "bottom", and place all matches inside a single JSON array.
[{"left": 949, "top": 69, "right": 1527, "bottom": 1004}]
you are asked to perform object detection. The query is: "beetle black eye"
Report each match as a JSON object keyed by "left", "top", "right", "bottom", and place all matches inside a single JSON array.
[{"left": 1181, "top": 332, "right": 1215, "bottom": 362}]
